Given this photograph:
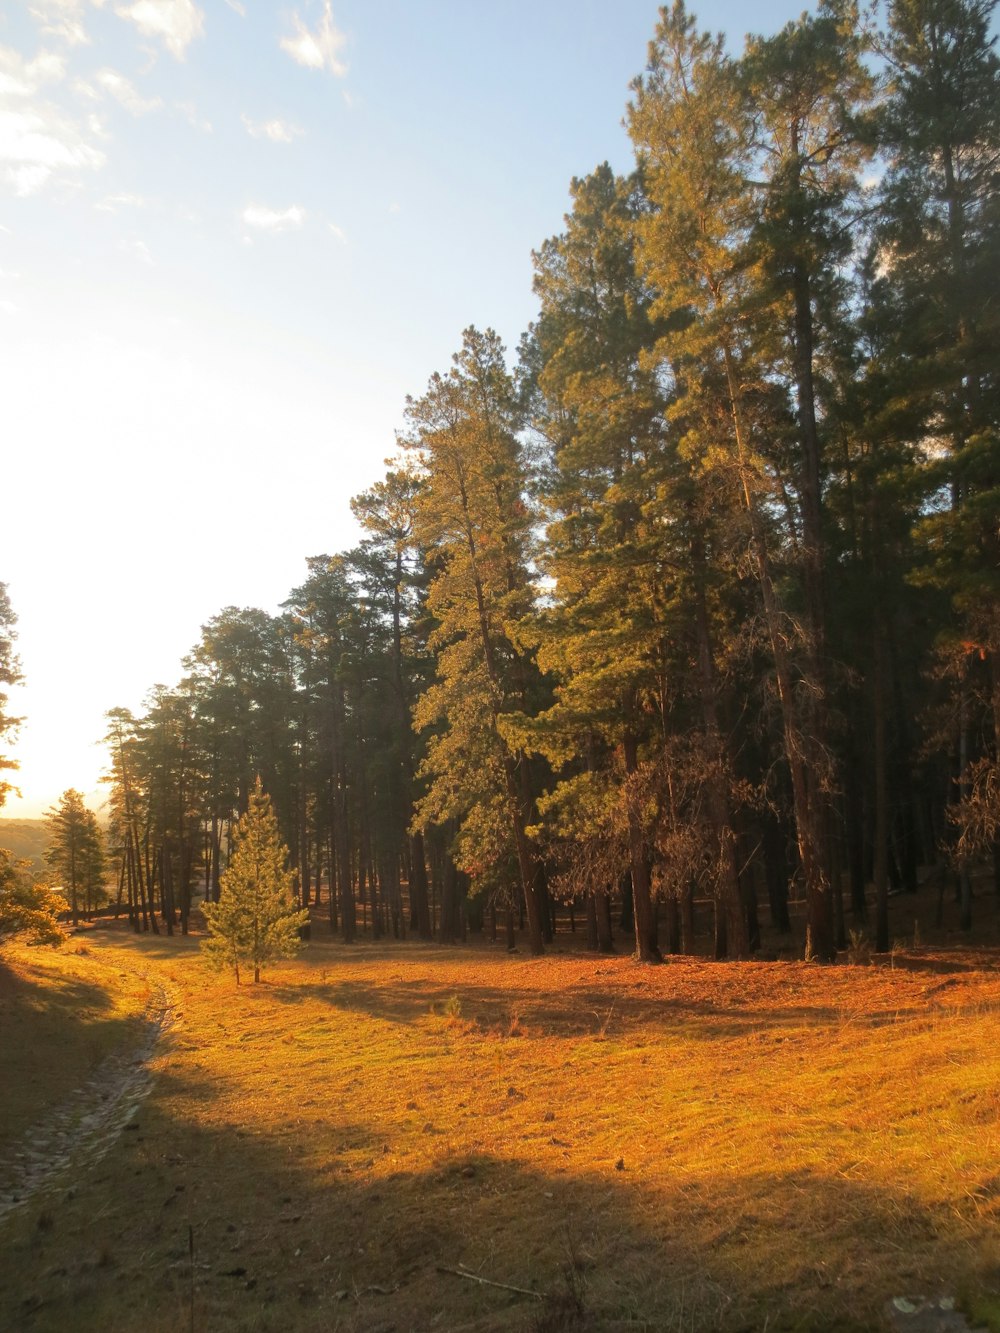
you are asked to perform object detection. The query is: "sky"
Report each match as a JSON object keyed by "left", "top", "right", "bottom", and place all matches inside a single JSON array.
[{"left": 0, "top": 0, "right": 796, "bottom": 820}]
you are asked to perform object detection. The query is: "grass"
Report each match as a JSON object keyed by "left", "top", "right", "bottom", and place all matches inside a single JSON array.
[
  {"left": 1, "top": 916, "right": 1000, "bottom": 1331},
  {"left": 0, "top": 937, "right": 153, "bottom": 1147}
]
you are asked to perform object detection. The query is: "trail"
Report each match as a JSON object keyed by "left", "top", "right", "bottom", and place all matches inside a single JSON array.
[{"left": 0, "top": 964, "right": 175, "bottom": 1224}]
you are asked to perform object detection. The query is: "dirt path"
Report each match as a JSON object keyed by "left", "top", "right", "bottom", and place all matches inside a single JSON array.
[{"left": 0, "top": 964, "right": 175, "bottom": 1224}]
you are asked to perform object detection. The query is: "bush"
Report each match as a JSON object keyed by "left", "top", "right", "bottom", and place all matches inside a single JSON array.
[{"left": 0, "top": 848, "right": 68, "bottom": 946}]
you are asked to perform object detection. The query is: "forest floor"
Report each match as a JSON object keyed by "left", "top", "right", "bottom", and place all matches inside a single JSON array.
[{"left": 1, "top": 891, "right": 1000, "bottom": 1332}]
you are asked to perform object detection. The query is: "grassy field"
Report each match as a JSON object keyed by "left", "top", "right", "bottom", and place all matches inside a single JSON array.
[
  {"left": 2, "top": 915, "right": 1000, "bottom": 1332},
  {"left": 0, "top": 938, "right": 152, "bottom": 1148}
]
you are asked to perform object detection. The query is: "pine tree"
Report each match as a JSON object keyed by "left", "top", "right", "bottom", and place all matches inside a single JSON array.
[
  {"left": 350, "top": 467, "right": 434, "bottom": 940},
  {"left": 202, "top": 779, "right": 309, "bottom": 984},
  {"left": 103, "top": 708, "right": 158, "bottom": 934},
  {"left": 629, "top": 1, "right": 839, "bottom": 958},
  {"left": 874, "top": 0, "right": 1000, "bottom": 902},
  {"left": 45, "top": 789, "right": 105, "bottom": 926},
  {"left": 0, "top": 583, "right": 22, "bottom": 809},
  {"left": 523, "top": 163, "right": 672, "bottom": 961},
  {"left": 137, "top": 683, "right": 202, "bottom": 936},
  {"left": 405, "top": 327, "right": 550, "bottom": 955},
  {"left": 284, "top": 555, "right": 374, "bottom": 943}
]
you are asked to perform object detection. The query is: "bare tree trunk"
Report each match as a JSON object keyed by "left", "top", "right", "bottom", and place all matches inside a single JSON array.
[
  {"left": 409, "top": 831, "right": 432, "bottom": 939},
  {"left": 622, "top": 728, "right": 661, "bottom": 962}
]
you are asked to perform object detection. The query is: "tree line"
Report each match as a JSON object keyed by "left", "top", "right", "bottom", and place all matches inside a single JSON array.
[{"left": 100, "top": 0, "right": 999, "bottom": 961}]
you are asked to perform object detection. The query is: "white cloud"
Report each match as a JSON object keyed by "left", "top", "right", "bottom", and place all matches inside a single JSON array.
[
  {"left": 242, "top": 203, "right": 305, "bottom": 233},
  {"left": 0, "top": 42, "right": 101, "bottom": 197},
  {"left": 0, "top": 298, "right": 18, "bottom": 314},
  {"left": 96, "top": 66, "right": 161, "bottom": 114},
  {"left": 327, "top": 222, "right": 346, "bottom": 244},
  {"left": 388, "top": 200, "right": 400, "bottom": 214},
  {"left": 280, "top": 2, "right": 347, "bottom": 76},
  {"left": 175, "top": 100, "right": 211, "bottom": 132},
  {"left": 6, "top": 164, "right": 50, "bottom": 194},
  {"left": 115, "top": 0, "right": 204, "bottom": 60},
  {"left": 223, "top": 0, "right": 245, "bottom": 14},
  {"left": 0, "top": 105, "right": 105, "bottom": 194},
  {"left": 0, "top": 46, "right": 67, "bottom": 98},
  {"left": 28, "top": 1, "right": 108, "bottom": 46},
  {"left": 121, "top": 237, "right": 152, "bottom": 263},
  {"left": 96, "top": 191, "right": 146, "bottom": 211},
  {"left": 241, "top": 114, "right": 302, "bottom": 144}
]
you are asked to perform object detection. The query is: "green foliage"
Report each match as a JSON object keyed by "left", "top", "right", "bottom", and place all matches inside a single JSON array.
[
  {"left": 90, "top": 0, "right": 1000, "bottom": 958},
  {"left": 961, "top": 1290, "right": 1000, "bottom": 1332},
  {"left": 202, "top": 780, "right": 309, "bottom": 984},
  {"left": 404, "top": 327, "right": 549, "bottom": 951},
  {"left": 871, "top": 0, "right": 1000, "bottom": 871},
  {"left": 44, "top": 789, "right": 106, "bottom": 926},
  {"left": 0, "top": 583, "right": 22, "bottom": 810},
  {"left": 0, "top": 848, "right": 67, "bottom": 946}
]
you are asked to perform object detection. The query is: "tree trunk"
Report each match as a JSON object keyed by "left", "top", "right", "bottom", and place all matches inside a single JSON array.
[
  {"left": 692, "top": 525, "right": 749, "bottom": 957},
  {"left": 585, "top": 895, "right": 598, "bottom": 951},
  {"left": 722, "top": 341, "right": 833, "bottom": 960},
  {"left": 622, "top": 728, "right": 661, "bottom": 962},
  {"left": 595, "top": 889, "right": 614, "bottom": 953},
  {"left": 764, "top": 814, "right": 792, "bottom": 933},
  {"left": 409, "top": 832, "right": 433, "bottom": 940},
  {"left": 680, "top": 883, "right": 695, "bottom": 954},
  {"left": 338, "top": 788, "right": 355, "bottom": 944}
]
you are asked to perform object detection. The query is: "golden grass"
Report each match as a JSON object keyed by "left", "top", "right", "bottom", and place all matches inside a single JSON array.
[
  {"left": 2, "top": 920, "right": 1000, "bottom": 1331},
  {"left": 0, "top": 937, "right": 153, "bottom": 1149}
]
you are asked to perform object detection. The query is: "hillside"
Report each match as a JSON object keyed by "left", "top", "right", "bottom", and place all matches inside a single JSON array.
[{"left": 0, "top": 819, "right": 48, "bottom": 871}]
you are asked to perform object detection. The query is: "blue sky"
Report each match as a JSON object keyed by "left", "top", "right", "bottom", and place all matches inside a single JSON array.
[{"left": 1, "top": 0, "right": 797, "bottom": 817}]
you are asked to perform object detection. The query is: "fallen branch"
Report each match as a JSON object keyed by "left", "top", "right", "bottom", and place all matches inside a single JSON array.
[{"left": 436, "top": 1264, "right": 544, "bottom": 1300}]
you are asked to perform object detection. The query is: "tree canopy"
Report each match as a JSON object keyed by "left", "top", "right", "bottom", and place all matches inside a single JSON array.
[{"left": 101, "top": 0, "right": 1000, "bottom": 961}]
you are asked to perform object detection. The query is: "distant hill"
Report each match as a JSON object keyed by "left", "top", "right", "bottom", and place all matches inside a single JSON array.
[{"left": 0, "top": 819, "right": 48, "bottom": 871}]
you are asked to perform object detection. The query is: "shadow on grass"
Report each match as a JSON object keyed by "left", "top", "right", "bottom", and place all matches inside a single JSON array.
[
  {"left": 2, "top": 1059, "right": 997, "bottom": 1333},
  {"left": 0, "top": 955, "right": 116, "bottom": 1018},
  {"left": 85, "top": 918, "right": 204, "bottom": 962},
  {"left": 0, "top": 955, "right": 143, "bottom": 1147},
  {"left": 74, "top": 925, "right": 983, "bottom": 1049},
  {"left": 887, "top": 952, "right": 1000, "bottom": 975},
  {"left": 262, "top": 974, "right": 931, "bottom": 1045}
]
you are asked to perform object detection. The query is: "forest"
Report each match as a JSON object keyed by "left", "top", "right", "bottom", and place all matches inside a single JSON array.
[
  {"left": 2, "top": 2, "right": 1000, "bottom": 1330},
  {"left": 86, "top": 0, "right": 1000, "bottom": 966}
]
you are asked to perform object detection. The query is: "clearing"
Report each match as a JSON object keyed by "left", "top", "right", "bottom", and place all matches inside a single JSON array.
[{"left": 1, "top": 919, "right": 1000, "bottom": 1331}]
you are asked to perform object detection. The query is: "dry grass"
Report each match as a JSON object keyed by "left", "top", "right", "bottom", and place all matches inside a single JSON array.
[
  {"left": 2, "top": 917, "right": 1000, "bottom": 1332},
  {"left": 0, "top": 937, "right": 153, "bottom": 1148}
]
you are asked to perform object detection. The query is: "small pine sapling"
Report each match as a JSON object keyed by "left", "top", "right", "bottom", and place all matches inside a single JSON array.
[{"left": 202, "top": 780, "right": 309, "bottom": 984}]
